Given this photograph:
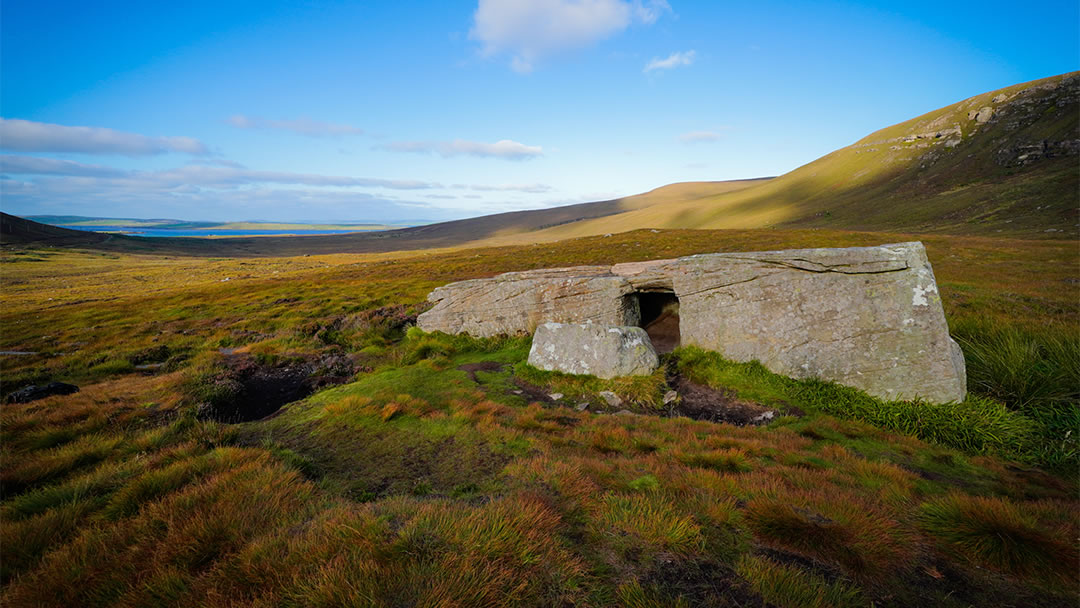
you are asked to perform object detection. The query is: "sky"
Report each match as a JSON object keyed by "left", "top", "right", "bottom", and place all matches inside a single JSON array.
[{"left": 2, "top": 0, "right": 1077, "bottom": 223}]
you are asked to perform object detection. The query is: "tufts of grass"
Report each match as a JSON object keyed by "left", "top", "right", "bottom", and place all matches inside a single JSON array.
[
  {"left": 919, "top": 493, "right": 1079, "bottom": 586},
  {"left": 628, "top": 474, "right": 660, "bottom": 493},
  {"left": 744, "top": 490, "right": 912, "bottom": 580},
  {"left": 952, "top": 316, "right": 1080, "bottom": 467},
  {"left": 589, "top": 426, "right": 632, "bottom": 454},
  {"left": 101, "top": 448, "right": 246, "bottom": 519},
  {"left": 87, "top": 358, "right": 135, "bottom": 377},
  {"left": 504, "top": 456, "right": 600, "bottom": 515},
  {"left": 596, "top": 493, "right": 703, "bottom": 557},
  {"left": 0, "top": 500, "right": 97, "bottom": 583},
  {"left": 736, "top": 554, "right": 862, "bottom": 608},
  {"left": 953, "top": 317, "right": 1079, "bottom": 411},
  {"left": 5, "top": 453, "right": 317, "bottom": 607},
  {"left": 616, "top": 580, "right": 692, "bottom": 608},
  {"left": 1, "top": 434, "right": 124, "bottom": 495},
  {"left": 674, "top": 448, "right": 753, "bottom": 473},
  {"left": 1, "top": 460, "right": 135, "bottom": 522},
  {"left": 281, "top": 494, "right": 587, "bottom": 607}
]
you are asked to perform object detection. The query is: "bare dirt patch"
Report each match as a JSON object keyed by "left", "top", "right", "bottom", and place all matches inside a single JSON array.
[
  {"left": 457, "top": 361, "right": 505, "bottom": 382},
  {"left": 669, "top": 376, "right": 781, "bottom": 426},
  {"left": 510, "top": 377, "right": 559, "bottom": 404}
]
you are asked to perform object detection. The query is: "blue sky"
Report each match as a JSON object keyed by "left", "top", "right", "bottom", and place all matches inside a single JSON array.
[{"left": 2, "top": 0, "right": 1077, "bottom": 222}]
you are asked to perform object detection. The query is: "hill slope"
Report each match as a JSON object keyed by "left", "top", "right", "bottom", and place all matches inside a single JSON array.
[
  {"left": 503, "top": 72, "right": 1078, "bottom": 245},
  {"left": 1, "top": 179, "right": 767, "bottom": 256}
]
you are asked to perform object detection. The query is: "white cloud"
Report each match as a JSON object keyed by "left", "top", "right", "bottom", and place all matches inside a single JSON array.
[
  {"left": 227, "top": 115, "right": 365, "bottom": 137},
  {"left": 0, "top": 154, "right": 439, "bottom": 190},
  {"left": 384, "top": 138, "right": 543, "bottom": 160},
  {"left": 0, "top": 154, "right": 557, "bottom": 221},
  {"left": 2, "top": 178, "right": 461, "bottom": 223},
  {"left": 470, "top": 0, "right": 671, "bottom": 73},
  {"left": 0, "top": 118, "right": 208, "bottom": 156},
  {"left": 464, "top": 182, "right": 553, "bottom": 193},
  {"left": 643, "top": 50, "right": 695, "bottom": 72},
  {"left": 632, "top": 0, "right": 669, "bottom": 23},
  {"left": 679, "top": 129, "right": 726, "bottom": 143},
  {"left": 0, "top": 155, "right": 126, "bottom": 177}
]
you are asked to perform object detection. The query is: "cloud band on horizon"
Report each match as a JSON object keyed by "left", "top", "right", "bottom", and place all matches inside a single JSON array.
[
  {"left": 227, "top": 115, "right": 365, "bottom": 137},
  {"left": 0, "top": 118, "right": 209, "bottom": 156}
]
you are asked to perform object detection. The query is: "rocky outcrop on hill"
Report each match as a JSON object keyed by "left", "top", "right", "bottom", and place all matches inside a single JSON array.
[
  {"left": 852, "top": 72, "right": 1080, "bottom": 169},
  {"left": 419, "top": 243, "right": 967, "bottom": 404}
]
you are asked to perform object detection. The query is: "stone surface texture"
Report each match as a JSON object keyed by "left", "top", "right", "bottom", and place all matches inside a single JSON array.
[
  {"left": 418, "top": 242, "right": 966, "bottom": 403},
  {"left": 528, "top": 323, "right": 659, "bottom": 380}
]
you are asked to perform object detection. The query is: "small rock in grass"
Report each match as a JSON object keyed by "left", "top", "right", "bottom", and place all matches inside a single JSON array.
[
  {"left": 549, "top": 393, "right": 564, "bottom": 401},
  {"left": 575, "top": 402, "right": 590, "bottom": 411},
  {"left": 663, "top": 390, "right": 678, "bottom": 405},
  {"left": 7, "top": 382, "right": 79, "bottom": 404},
  {"left": 599, "top": 391, "right": 622, "bottom": 407},
  {"left": 615, "top": 409, "right": 636, "bottom": 416},
  {"left": 752, "top": 411, "right": 776, "bottom": 423}
]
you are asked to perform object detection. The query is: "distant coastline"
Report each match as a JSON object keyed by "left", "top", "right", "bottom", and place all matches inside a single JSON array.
[{"left": 28, "top": 216, "right": 425, "bottom": 238}]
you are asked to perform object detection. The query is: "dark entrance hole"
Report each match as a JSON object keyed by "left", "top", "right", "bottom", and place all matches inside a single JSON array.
[{"left": 637, "top": 291, "right": 680, "bottom": 353}]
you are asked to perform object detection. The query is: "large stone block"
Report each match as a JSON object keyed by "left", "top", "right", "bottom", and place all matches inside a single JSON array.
[
  {"left": 417, "top": 242, "right": 966, "bottom": 403},
  {"left": 418, "top": 267, "right": 636, "bottom": 337},
  {"left": 528, "top": 323, "right": 659, "bottom": 379}
]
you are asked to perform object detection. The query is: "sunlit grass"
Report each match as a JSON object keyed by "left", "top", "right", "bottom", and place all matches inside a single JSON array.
[{"left": 736, "top": 554, "right": 862, "bottom": 608}]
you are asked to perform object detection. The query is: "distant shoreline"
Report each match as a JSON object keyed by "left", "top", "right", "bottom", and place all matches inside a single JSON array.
[{"left": 62, "top": 225, "right": 378, "bottom": 238}]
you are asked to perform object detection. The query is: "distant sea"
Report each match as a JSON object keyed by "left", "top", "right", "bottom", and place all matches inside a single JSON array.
[{"left": 65, "top": 226, "right": 367, "bottom": 238}]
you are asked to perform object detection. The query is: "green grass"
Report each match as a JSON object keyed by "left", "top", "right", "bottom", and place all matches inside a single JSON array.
[
  {"left": 952, "top": 316, "right": 1080, "bottom": 466},
  {"left": 675, "top": 347, "right": 1050, "bottom": 465}
]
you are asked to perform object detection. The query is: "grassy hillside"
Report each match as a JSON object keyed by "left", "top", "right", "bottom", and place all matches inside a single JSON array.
[
  {"left": 500, "top": 72, "right": 1078, "bottom": 245},
  {"left": 0, "top": 179, "right": 765, "bottom": 257},
  {"left": 1, "top": 228, "right": 1077, "bottom": 606}
]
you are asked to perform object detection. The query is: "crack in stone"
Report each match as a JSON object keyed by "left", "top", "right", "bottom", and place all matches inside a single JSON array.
[
  {"left": 724, "top": 256, "right": 910, "bottom": 275},
  {"left": 677, "top": 275, "right": 764, "bottom": 298}
]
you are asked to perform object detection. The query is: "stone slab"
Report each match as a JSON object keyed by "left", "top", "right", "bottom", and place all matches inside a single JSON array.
[{"left": 418, "top": 242, "right": 966, "bottom": 403}]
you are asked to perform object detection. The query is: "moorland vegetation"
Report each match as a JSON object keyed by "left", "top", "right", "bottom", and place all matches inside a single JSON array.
[{"left": 1, "top": 226, "right": 1076, "bottom": 607}]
